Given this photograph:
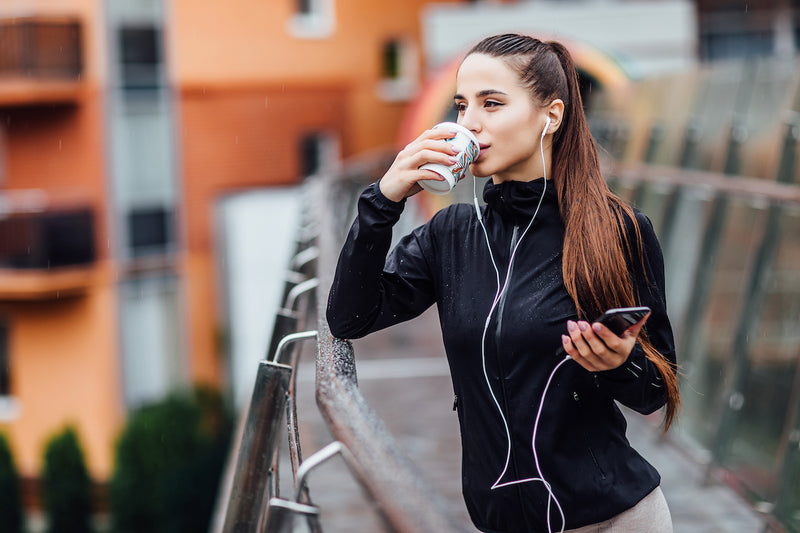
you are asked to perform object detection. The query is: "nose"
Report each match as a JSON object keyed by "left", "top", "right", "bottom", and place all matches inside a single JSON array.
[{"left": 458, "top": 105, "right": 481, "bottom": 134}]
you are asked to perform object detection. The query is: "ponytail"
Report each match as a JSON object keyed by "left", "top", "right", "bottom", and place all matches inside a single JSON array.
[{"left": 467, "top": 34, "right": 680, "bottom": 431}]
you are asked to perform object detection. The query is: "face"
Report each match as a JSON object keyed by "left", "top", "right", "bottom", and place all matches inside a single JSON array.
[{"left": 455, "top": 53, "right": 552, "bottom": 182}]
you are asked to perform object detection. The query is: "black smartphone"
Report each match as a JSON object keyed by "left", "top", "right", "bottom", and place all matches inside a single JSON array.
[{"left": 594, "top": 306, "right": 651, "bottom": 336}]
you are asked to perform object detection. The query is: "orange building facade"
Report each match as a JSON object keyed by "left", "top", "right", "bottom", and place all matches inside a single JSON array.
[{"left": 0, "top": 0, "right": 463, "bottom": 490}]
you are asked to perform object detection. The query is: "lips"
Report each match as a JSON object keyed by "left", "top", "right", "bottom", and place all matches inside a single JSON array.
[{"left": 476, "top": 145, "right": 490, "bottom": 161}]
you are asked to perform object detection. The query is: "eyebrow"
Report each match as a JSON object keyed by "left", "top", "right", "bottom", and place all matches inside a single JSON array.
[{"left": 453, "top": 89, "right": 509, "bottom": 100}]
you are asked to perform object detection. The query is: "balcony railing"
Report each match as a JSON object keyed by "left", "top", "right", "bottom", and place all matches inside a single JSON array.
[
  {"left": 0, "top": 202, "right": 96, "bottom": 300},
  {"left": 0, "top": 17, "right": 84, "bottom": 106}
]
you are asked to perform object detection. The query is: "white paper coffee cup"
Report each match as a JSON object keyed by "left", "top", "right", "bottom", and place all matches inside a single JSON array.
[{"left": 419, "top": 122, "right": 480, "bottom": 195}]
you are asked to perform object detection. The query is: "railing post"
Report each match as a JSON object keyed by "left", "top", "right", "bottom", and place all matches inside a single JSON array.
[
  {"left": 271, "top": 330, "right": 319, "bottom": 487},
  {"left": 222, "top": 360, "right": 292, "bottom": 533}
]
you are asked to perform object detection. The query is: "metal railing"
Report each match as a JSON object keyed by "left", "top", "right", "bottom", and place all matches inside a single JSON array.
[
  {"left": 213, "top": 102, "right": 800, "bottom": 531},
  {"left": 211, "top": 163, "right": 470, "bottom": 533},
  {"left": 588, "top": 53, "right": 800, "bottom": 532}
]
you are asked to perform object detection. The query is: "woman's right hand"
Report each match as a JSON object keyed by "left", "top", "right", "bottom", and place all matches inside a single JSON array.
[{"left": 379, "top": 127, "right": 461, "bottom": 203}]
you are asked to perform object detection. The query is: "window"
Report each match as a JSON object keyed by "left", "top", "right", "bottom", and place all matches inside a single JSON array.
[
  {"left": 0, "top": 209, "right": 95, "bottom": 269},
  {"left": 299, "top": 132, "right": 340, "bottom": 177},
  {"left": 110, "top": 95, "right": 178, "bottom": 260},
  {"left": 0, "top": 126, "right": 6, "bottom": 186},
  {"left": 0, "top": 322, "right": 9, "bottom": 397},
  {"left": 382, "top": 41, "right": 402, "bottom": 80},
  {"left": 118, "top": 25, "right": 162, "bottom": 89},
  {"left": 0, "top": 320, "right": 18, "bottom": 421},
  {"left": 297, "top": 0, "right": 313, "bottom": 15},
  {"left": 286, "top": 0, "right": 335, "bottom": 39},
  {"left": 119, "top": 276, "right": 186, "bottom": 409},
  {"left": 377, "top": 38, "right": 418, "bottom": 102},
  {"left": 701, "top": 31, "right": 774, "bottom": 61},
  {"left": 127, "top": 205, "right": 172, "bottom": 257}
]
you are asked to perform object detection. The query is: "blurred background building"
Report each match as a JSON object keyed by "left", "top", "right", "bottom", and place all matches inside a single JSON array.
[
  {"left": 0, "top": 0, "right": 465, "bottom": 507},
  {"left": 1, "top": 0, "right": 800, "bottom": 529}
]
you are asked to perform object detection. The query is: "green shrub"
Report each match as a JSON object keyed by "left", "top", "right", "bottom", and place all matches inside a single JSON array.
[
  {"left": 110, "top": 386, "right": 232, "bottom": 533},
  {"left": 41, "top": 426, "right": 93, "bottom": 533},
  {"left": 0, "top": 432, "right": 24, "bottom": 533}
]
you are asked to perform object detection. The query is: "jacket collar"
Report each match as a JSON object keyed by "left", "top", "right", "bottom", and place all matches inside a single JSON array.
[{"left": 483, "top": 178, "right": 558, "bottom": 224}]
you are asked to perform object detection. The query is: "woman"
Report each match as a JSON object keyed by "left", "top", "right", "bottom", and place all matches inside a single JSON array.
[{"left": 327, "top": 33, "right": 679, "bottom": 533}]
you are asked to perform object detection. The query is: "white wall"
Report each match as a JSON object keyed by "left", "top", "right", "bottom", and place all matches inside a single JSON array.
[
  {"left": 423, "top": 0, "right": 697, "bottom": 79},
  {"left": 217, "top": 187, "right": 301, "bottom": 408}
]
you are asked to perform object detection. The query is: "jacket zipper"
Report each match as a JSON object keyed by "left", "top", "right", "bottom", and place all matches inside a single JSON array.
[
  {"left": 492, "top": 225, "right": 526, "bottom": 488},
  {"left": 494, "top": 224, "right": 519, "bottom": 342},
  {"left": 494, "top": 225, "right": 538, "bottom": 530}
]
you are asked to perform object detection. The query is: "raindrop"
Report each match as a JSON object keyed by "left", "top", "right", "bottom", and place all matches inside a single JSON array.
[{"left": 729, "top": 391, "right": 745, "bottom": 411}]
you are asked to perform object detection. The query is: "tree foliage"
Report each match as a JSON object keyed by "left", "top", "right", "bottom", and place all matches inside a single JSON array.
[
  {"left": 110, "top": 386, "right": 232, "bottom": 533},
  {"left": 41, "top": 426, "right": 93, "bottom": 533},
  {"left": 0, "top": 432, "right": 24, "bottom": 533}
]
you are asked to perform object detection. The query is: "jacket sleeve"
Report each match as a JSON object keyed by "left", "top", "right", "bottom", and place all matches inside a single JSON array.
[
  {"left": 326, "top": 183, "right": 437, "bottom": 339},
  {"left": 595, "top": 211, "right": 677, "bottom": 415}
]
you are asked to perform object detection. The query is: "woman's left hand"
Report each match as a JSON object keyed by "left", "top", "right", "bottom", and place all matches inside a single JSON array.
[{"left": 561, "top": 313, "right": 650, "bottom": 372}]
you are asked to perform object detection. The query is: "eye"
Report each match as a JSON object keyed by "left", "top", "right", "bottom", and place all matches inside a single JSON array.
[
  {"left": 453, "top": 102, "right": 467, "bottom": 114},
  {"left": 484, "top": 100, "right": 503, "bottom": 109}
]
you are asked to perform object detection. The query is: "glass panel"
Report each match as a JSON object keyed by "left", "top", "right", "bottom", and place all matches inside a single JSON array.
[
  {"left": 723, "top": 206, "right": 800, "bottom": 502},
  {"left": 608, "top": 177, "right": 638, "bottom": 205},
  {"left": 630, "top": 70, "right": 702, "bottom": 167},
  {"left": 661, "top": 186, "right": 713, "bottom": 348},
  {"left": 629, "top": 180, "right": 675, "bottom": 234},
  {"left": 737, "top": 58, "right": 800, "bottom": 180},
  {"left": 677, "top": 196, "right": 768, "bottom": 450},
  {"left": 690, "top": 62, "right": 748, "bottom": 173}
]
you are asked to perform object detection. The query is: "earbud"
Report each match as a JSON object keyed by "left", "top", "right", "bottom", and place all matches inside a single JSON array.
[{"left": 544, "top": 116, "right": 551, "bottom": 136}]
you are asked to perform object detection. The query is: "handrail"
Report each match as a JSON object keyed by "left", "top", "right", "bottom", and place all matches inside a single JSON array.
[
  {"left": 214, "top": 161, "right": 471, "bottom": 533},
  {"left": 610, "top": 161, "right": 800, "bottom": 206},
  {"left": 213, "top": 115, "right": 800, "bottom": 530},
  {"left": 312, "top": 173, "right": 472, "bottom": 533}
]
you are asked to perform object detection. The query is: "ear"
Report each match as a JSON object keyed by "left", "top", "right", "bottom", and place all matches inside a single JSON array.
[{"left": 546, "top": 99, "right": 565, "bottom": 134}]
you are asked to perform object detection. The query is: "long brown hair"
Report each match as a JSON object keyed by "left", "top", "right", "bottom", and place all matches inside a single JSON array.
[{"left": 468, "top": 34, "right": 680, "bottom": 430}]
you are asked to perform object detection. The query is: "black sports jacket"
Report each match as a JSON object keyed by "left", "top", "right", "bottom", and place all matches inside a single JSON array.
[{"left": 326, "top": 178, "right": 676, "bottom": 532}]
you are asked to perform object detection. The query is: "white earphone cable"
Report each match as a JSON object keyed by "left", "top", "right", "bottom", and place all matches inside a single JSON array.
[{"left": 473, "top": 117, "right": 567, "bottom": 533}]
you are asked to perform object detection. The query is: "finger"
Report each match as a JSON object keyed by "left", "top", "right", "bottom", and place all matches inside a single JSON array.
[
  {"left": 589, "top": 322, "right": 638, "bottom": 370},
  {"left": 411, "top": 149, "right": 459, "bottom": 170},
  {"left": 589, "top": 321, "right": 623, "bottom": 352},
  {"left": 624, "top": 312, "right": 651, "bottom": 339},
  {"left": 576, "top": 321, "right": 610, "bottom": 356},
  {"left": 417, "top": 138, "right": 460, "bottom": 157},
  {"left": 567, "top": 320, "right": 593, "bottom": 359},
  {"left": 415, "top": 126, "right": 458, "bottom": 144},
  {"left": 562, "top": 334, "right": 601, "bottom": 372}
]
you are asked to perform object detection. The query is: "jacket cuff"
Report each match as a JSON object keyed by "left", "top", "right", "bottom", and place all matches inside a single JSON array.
[
  {"left": 358, "top": 181, "right": 406, "bottom": 227},
  {"left": 597, "top": 343, "right": 647, "bottom": 383},
  {"left": 370, "top": 180, "right": 407, "bottom": 212}
]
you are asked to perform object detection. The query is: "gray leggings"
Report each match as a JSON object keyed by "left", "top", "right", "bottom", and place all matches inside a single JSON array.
[{"left": 564, "top": 487, "right": 673, "bottom": 533}]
